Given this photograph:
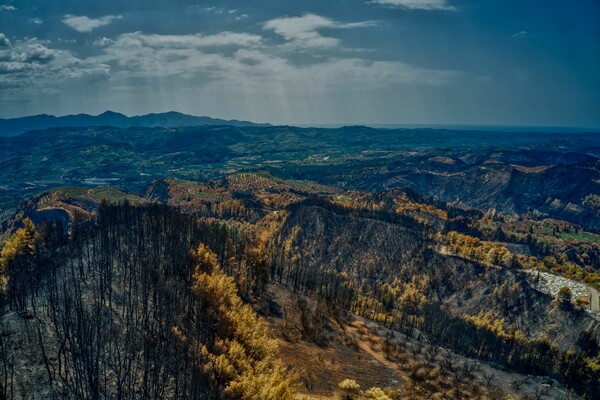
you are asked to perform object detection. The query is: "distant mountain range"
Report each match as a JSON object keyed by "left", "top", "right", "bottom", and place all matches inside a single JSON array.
[{"left": 0, "top": 111, "right": 270, "bottom": 136}]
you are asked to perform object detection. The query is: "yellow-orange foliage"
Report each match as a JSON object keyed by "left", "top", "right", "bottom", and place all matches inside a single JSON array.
[
  {"left": 192, "top": 244, "right": 295, "bottom": 400},
  {"left": 0, "top": 218, "right": 37, "bottom": 292}
]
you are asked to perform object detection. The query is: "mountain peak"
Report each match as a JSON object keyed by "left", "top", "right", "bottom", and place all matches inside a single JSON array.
[
  {"left": 98, "top": 110, "right": 128, "bottom": 118},
  {"left": 0, "top": 111, "right": 270, "bottom": 136}
]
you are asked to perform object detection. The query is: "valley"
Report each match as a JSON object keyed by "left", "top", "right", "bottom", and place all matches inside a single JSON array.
[{"left": 1, "top": 125, "right": 598, "bottom": 229}]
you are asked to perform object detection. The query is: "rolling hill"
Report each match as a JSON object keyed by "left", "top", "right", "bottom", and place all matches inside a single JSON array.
[{"left": 0, "top": 111, "right": 270, "bottom": 136}]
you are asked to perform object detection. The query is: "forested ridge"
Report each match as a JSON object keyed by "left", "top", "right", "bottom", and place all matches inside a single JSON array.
[
  {"left": 0, "top": 176, "right": 599, "bottom": 399},
  {"left": 0, "top": 204, "right": 293, "bottom": 399}
]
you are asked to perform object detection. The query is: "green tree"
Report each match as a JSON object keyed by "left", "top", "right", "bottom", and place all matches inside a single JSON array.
[{"left": 557, "top": 286, "right": 572, "bottom": 303}]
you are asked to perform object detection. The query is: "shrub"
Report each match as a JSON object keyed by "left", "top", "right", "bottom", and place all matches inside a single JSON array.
[{"left": 338, "top": 379, "right": 361, "bottom": 399}]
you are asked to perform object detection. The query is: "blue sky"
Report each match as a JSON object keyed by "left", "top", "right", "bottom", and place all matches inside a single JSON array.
[{"left": 0, "top": 0, "right": 599, "bottom": 127}]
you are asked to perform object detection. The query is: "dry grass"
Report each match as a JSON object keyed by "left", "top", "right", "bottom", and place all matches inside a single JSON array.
[{"left": 263, "top": 284, "right": 581, "bottom": 400}]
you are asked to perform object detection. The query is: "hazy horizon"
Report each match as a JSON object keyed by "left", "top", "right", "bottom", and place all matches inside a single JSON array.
[{"left": 2, "top": 109, "right": 600, "bottom": 132}]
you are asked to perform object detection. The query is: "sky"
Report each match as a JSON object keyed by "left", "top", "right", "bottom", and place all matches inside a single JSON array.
[{"left": 0, "top": 0, "right": 599, "bottom": 127}]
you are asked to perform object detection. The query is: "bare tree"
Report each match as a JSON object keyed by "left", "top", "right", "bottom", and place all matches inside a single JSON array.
[
  {"left": 0, "top": 323, "right": 15, "bottom": 400},
  {"left": 481, "top": 371, "right": 495, "bottom": 386},
  {"left": 512, "top": 377, "right": 526, "bottom": 391},
  {"left": 533, "top": 386, "right": 549, "bottom": 400}
]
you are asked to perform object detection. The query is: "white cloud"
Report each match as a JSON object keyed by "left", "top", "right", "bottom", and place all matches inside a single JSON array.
[
  {"left": 92, "top": 37, "right": 114, "bottom": 47},
  {"left": 62, "top": 15, "right": 122, "bottom": 33},
  {"left": 5, "top": 43, "right": 56, "bottom": 63},
  {"left": 198, "top": 6, "right": 225, "bottom": 15},
  {"left": 0, "top": 33, "right": 10, "bottom": 49},
  {"left": 369, "top": 0, "right": 457, "bottom": 11},
  {"left": 192, "top": 6, "right": 246, "bottom": 19},
  {"left": 512, "top": 30, "right": 527, "bottom": 39},
  {"left": 0, "top": 39, "right": 110, "bottom": 91},
  {"left": 29, "top": 18, "right": 43, "bottom": 25},
  {"left": 0, "top": 5, "right": 17, "bottom": 11},
  {"left": 263, "top": 13, "right": 376, "bottom": 48}
]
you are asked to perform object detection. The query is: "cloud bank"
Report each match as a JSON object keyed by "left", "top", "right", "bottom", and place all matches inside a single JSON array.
[{"left": 91, "top": 27, "right": 455, "bottom": 90}]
